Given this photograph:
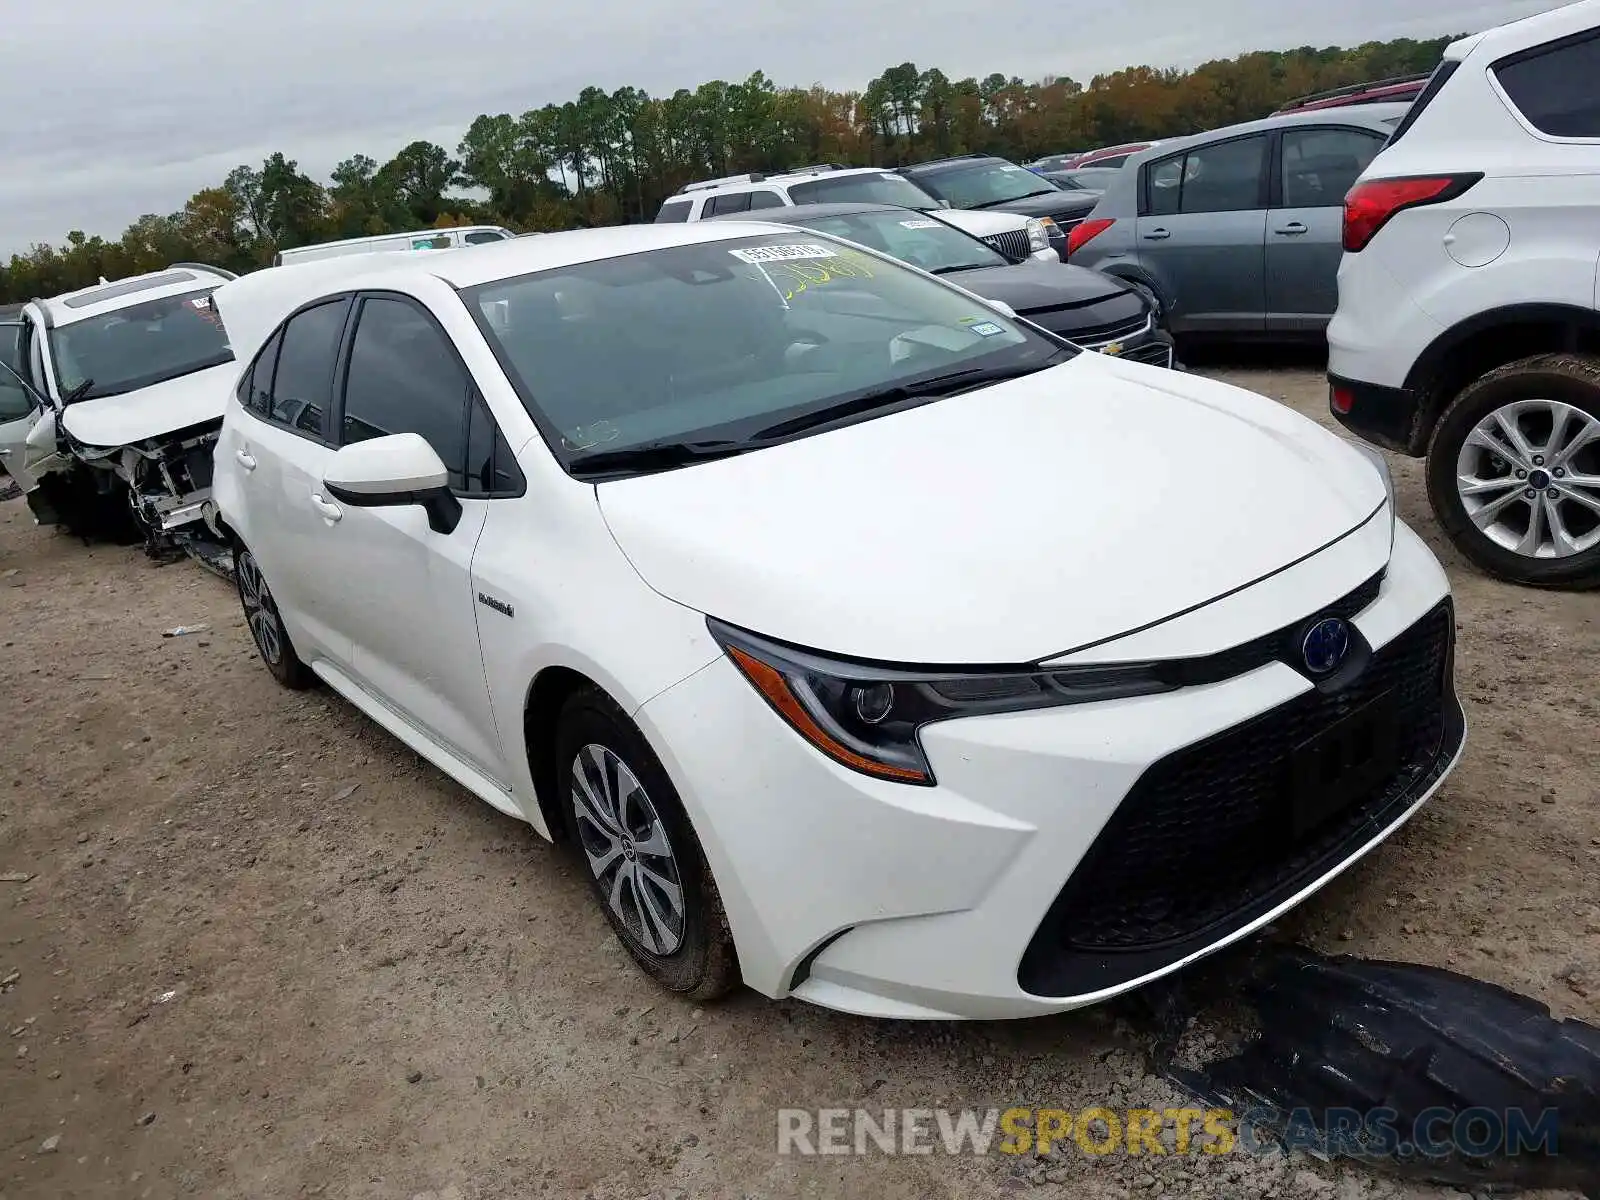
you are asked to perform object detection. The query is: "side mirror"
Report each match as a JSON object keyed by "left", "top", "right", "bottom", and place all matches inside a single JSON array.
[
  {"left": 987, "top": 299, "right": 1018, "bottom": 319},
  {"left": 322, "top": 432, "right": 462, "bottom": 534}
]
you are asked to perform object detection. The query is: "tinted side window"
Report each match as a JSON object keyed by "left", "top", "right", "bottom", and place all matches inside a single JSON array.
[
  {"left": 464, "top": 394, "right": 524, "bottom": 495},
  {"left": 654, "top": 200, "right": 692, "bottom": 224},
  {"left": 706, "top": 192, "right": 752, "bottom": 216},
  {"left": 1495, "top": 31, "right": 1600, "bottom": 137},
  {"left": 1280, "top": 128, "right": 1386, "bottom": 207},
  {"left": 746, "top": 190, "right": 785, "bottom": 210},
  {"left": 341, "top": 297, "right": 474, "bottom": 491},
  {"left": 464, "top": 230, "right": 507, "bottom": 244},
  {"left": 265, "top": 302, "right": 346, "bottom": 439},
  {"left": 244, "top": 330, "right": 282, "bottom": 417},
  {"left": 1147, "top": 135, "right": 1266, "bottom": 216},
  {"left": 1092, "top": 154, "right": 1130, "bottom": 168}
]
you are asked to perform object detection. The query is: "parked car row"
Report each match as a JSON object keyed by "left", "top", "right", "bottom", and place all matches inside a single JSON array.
[{"left": 0, "top": 0, "right": 1586, "bottom": 1028}]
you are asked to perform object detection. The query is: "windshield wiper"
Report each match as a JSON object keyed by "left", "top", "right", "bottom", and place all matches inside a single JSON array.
[
  {"left": 929, "top": 264, "right": 993, "bottom": 275},
  {"left": 61, "top": 379, "right": 95, "bottom": 406},
  {"left": 750, "top": 354, "right": 1071, "bottom": 442},
  {"left": 566, "top": 438, "right": 748, "bottom": 478}
]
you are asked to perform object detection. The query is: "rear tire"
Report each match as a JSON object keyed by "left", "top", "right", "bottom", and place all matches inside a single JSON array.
[
  {"left": 1425, "top": 353, "right": 1600, "bottom": 590},
  {"left": 556, "top": 687, "right": 738, "bottom": 1001},
  {"left": 235, "top": 545, "right": 314, "bottom": 689}
]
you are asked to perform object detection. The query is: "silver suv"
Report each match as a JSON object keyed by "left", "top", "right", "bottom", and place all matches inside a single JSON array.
[{"left": 1065, "top": 104, "right": 1410, "bottom": 339}]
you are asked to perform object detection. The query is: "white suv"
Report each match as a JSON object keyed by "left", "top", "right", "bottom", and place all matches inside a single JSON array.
[
  {"left": 654, "top": 166, "right": 1061, "bottom": 263},
  {"left": 1327, "top": 0, "right": 1600, "bottom": 589}
]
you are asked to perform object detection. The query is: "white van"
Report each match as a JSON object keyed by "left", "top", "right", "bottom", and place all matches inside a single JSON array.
[{"left": 273, "top": 225, "right": 517, "bottom": 267}]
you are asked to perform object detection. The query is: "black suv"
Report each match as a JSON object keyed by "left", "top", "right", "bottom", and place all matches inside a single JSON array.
[{"left": 898, "top": 155, "right": 1100, "bottom": 260}]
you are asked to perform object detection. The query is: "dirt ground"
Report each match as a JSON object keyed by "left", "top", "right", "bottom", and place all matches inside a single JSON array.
[{"left": 1, "top": 361, "right": 1597, "bottom": 1200}]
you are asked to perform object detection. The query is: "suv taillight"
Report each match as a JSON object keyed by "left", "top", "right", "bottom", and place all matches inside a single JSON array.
[
  {"left": 1342, "top": 174, "right": 1481, "bottom": 252},
  {"left": 1066, "top": 218, "right": 1114, "bottom": 258}
]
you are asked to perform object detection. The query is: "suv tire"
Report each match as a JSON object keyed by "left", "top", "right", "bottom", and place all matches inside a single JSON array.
[
  {"left": 556, "top": 687, "right": 738, "bottom": 1001},
  {"left": 1426, "top": 353, "right": 1600, "bottom": 589}
]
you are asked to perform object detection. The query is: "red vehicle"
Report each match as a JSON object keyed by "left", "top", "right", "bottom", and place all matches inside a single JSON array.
[
  {"left": 1060, "top": 141, "right": 1160, "bottom": 170},
  {"left": 1270, "top": 72, "right": 1429, "bottom": 116}
]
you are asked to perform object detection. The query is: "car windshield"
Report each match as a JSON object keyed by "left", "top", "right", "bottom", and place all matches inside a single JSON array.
[
  {"left": 463, "top": 232, "right": 1069, "bottom": 475},
  {"left": 49, "top": 288, "right": 233, "bottom": 400},
  {"left": 783, "top": 211, "right": 1008, "bottom": 275},
  {"left": 914, "top": 163, "right": 1060, "bottom": 208},
  {"left": 786, "top": 173, "right": 941, "bottom": 210}
]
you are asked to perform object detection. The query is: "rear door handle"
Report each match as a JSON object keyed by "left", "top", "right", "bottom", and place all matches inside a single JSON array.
[
  {"left": 234, "top": 449, "right": 256, "bottom": 471},
  {"left": 310, "top": 493, "right": 343, "bottom": 523},
  {"left": 1274, "top": 222, "right": 1308, "bottom": 236},
  {"left": 1143, "top": 228, "right": 1171, "bottom": 240}
]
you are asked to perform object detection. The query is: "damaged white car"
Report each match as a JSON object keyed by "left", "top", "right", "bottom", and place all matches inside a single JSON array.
[{"left": 0, "top": 264, "right": 240, "bottom": 572}]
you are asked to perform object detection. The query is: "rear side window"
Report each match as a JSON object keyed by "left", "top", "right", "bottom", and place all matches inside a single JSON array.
[
  {"left": 241, "top": 330, "right": 282, "bottom": 417},
  {"left": 1146, "top": 134, "right": 1267, "bottom": 216},
  {"left": 1384, "top": 59, "right": 1460, "bottom": 146},
  {"left": 1494, "top": 30, "right": 1600, "bottom": 138},
  {"left": 706, "top": 192, "right": 752, "bottom": 216},
  {"left": 746, "top": 190, "right": 785, "bottom": 210},
  {"left": 265, "top": 300, "right": 348, "bottom": 440},
  {"left": 1279, "top": 127, "right": 1386, "bottom": 207},
  {"left": 463, "top": 230, "right": 508, "bottom": 244},
  {"left": 654, "top": 200, "right": 692, "bottom": 223},
  {"left": 1091, "top": 154, "right": 1130, "bottom": 168}
]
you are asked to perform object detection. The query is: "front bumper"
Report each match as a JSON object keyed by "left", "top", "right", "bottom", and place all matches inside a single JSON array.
[{"left": 637, "top": 520, "right": 1461, "bottom": 1020}]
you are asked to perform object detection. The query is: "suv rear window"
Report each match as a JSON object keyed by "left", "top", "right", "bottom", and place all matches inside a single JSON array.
[
  {"left": 1384, "top": 59, "right": 1460, "bottom": 146},
  {"left": 1494, "top": 29, "right": 1600, "bottom": 138}
]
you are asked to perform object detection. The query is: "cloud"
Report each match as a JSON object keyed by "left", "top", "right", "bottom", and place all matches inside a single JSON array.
[{"left": 3, "top": 0, "right": 1562, "bottom": 252}]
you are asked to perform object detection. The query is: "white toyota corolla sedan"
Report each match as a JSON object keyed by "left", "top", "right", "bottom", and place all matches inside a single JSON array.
[{"left": 209, "top": 223, "right": 1466, "bottom": 1020}]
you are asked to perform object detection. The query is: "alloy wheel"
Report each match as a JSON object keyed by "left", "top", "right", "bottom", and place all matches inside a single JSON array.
[
  {"left": 570, "top": 743, "right": 687, "bottom": 956},
  {"left": 1454, "top": 398, "right": 1600, "bottom": 559}
]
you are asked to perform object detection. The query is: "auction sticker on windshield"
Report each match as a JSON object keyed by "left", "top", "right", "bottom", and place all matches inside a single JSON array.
[
  {"left": 899, "top": 219, "right": 942, "bottom": 229},
  {"left": 730, "top": 244, "right": 839, "bottom": 264}
]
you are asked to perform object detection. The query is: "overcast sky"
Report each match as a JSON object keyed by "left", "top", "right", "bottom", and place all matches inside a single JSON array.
[{"left": 4, "top": 0, "right": 1561, "bottom": 254}]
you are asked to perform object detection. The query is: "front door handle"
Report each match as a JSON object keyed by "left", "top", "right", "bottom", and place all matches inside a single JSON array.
[
  {"left": 1143, "top": 228, "right": 1171, "bottom": 241},
  {"left": 234, "top": 449, "right": 256, "bottom": 471},
  {"left": 1274, "top": 222, "right": 1308, "bottom": 236},
  {"left": 310, "top": 493, "right": 343, "bottom": 523}
]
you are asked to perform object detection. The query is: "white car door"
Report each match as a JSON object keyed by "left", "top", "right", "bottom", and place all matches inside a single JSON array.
[
  {"left": 230, "top": 298, "right": 356, "bottom": 668},
  {"left": 318, "top": 291, "right": 514, "bottom": 784}
]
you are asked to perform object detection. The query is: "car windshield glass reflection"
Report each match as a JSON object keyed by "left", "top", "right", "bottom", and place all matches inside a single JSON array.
[
  {"left": 464, "top": 233, "right": 1069, "bottom": 473},
  {"left": 49, "top": 289, "right": 233, "bottom": 400}
]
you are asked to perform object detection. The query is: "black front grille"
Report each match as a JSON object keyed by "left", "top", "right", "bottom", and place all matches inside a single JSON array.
[
  {"left": 1117, "top": 338, "right": 1173, "bottom": 368},
  {"left": 982, "top": 230, "right": 1032, "bottom": 261},
  {"left": 1018, "top": 600, "right": 1461, "bottom": 997},
  {"left": 1071, "top": 311, "right": 1151, "bottom": 346}
]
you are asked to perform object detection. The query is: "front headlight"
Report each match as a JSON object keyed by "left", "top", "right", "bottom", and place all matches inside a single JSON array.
[
  {"left": 1345, "top": 438, "right": 1396, "bottom": 554},
  {"left": 709, "top": 618, "right": 1174, "bottom": 785},
  {"left": 1025, "top": 217, "right": 1055, "bottom": 253}
]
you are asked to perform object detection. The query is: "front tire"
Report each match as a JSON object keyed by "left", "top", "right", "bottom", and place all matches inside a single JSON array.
[
  {"left": 1426, "top": 353, "right": 1600, "bottom": 589},
  {"left": 556, "top": 687, "right": 737, "bottom": 1001},
  {"left": 235, "top": 545, "right": 313, "bottom": 689}
]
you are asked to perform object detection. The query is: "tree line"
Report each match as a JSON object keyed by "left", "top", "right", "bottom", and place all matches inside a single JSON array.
[{"left": 0, "top": 35, "right": 1456, "bottom": 304}]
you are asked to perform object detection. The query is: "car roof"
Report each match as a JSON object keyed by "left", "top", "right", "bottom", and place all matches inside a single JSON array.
[
  {"left": 900, "top": 155, "right": 1010, "bottom": 175},
  {"left": 1119, "top": 101, "right": 1412, "bottom": 168},
  {"left": 34, "top": 265, "right": 236, "bottom": 327},
  {"left": 704, "top": 201, "right": 907, "bottom": 222},
  {"left": 673, "top": 166, "right": 895, "bottom": 199},
  {"left": 1449, "top": 0, "right": 1600, "bottom": 61}
]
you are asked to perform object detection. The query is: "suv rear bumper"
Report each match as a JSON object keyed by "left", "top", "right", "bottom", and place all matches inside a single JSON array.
[{"left": 1328, "top": 375, "right": 1426, "bottom": 458}]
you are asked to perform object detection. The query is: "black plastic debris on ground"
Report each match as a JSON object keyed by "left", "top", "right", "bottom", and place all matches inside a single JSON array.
[{"left": 1156, "top": 946, "right": 1600, "bottom": 1197}]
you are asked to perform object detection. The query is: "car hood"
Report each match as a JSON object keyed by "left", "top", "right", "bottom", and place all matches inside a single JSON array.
[
  {"left": 976, "top": 189, "right": 1100, "bottom": 220},
  {"left": 931, "top": 209, "right": 1032, "bottom": 238},
  {"left": 597, "top": 354, "right": 1387, "bottom": 663},
  {"left": 945, "top": 259, "right": 1132, "bottom": 314},
  {"left": 59, "top": 362, "right": 236, "bottom": 447}
]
